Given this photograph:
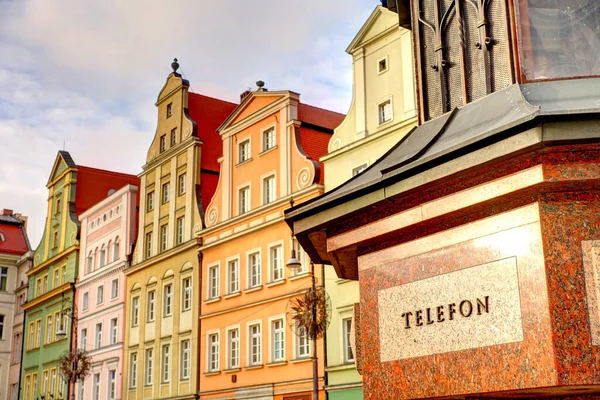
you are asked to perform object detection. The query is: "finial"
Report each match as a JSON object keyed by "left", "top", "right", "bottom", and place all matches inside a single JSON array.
[
  {"left": 256, "top": 80, "right": 265, "bottom": 90},
  {"left": 171, "top": 58, "right": 180, "bottom": 73}
]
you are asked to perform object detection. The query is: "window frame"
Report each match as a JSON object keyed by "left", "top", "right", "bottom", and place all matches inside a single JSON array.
[
  {"left": 238, "top": 137, "right": 251, "bottom": 163},
  {"left": 147, "top": 289, "right": 156, "bottom": 322},
  {"left": 166, "top": 103, "right": 173, "bottom": 118},
  {"left": 160, "top": 224, "right": 168, "bottom": 252},
  {"left": 207, "top": 263, "right": 220, "bottom": 300},
  {"left": 207, "top": 330, "right": 220, "bottom": 372},
  {"left": 261, "top": 123, "right": 276, "bottom": 152},
  {"left": 162, "top": 344, "right": 171, "bottom": 383},
  {"left": 178, "top": 173, "right": 186, "bottom": 196},
  {"left": 226, "top": 326, "right": 240, "bottom": 370},
  {"left": 110, "top": 278, "right": 119, "bottom": 300},
  {"left": 95, "top": 322, "right": 102, "bottom": 349},
  {"left": 129, "top": 352, "right": 138, "bottom": 388},
  {"left": 160, "top": 135, "right": 167, "bottom": 153},
  {"left": 163, "top": 283, "right": 173, "bottom": 317},
  {"left": 269, "top": 316, "right": 286, "bottom": 363},
  {"left": 226, "top": 256, "right": 240, "bottom": 295},
  {"left": 147, "top": 191, "right": 155, "bottom": 212},
  {"left": 145, "top": 348, "right": 154, "bottom": 386},
  {"left": 247, "top": 321, "right": 262, "bottom": 367},
  {"left": 131, "top": 296, "right": 140, "bottom": 327},
  {"left": 342, "top": 316, "right": 354, "bottom": 363},
  {"left": 182, "top": 276, "right": 192, "bottom": 311},
  {"left": 109, "top": 317, "right": 118, "bottom": 345},
  {"left": 268, "top": 242, "right": 284, "bottom": 283},
  {"left": 352, "top": 162, "right": 369, "bottom": 177},
  {"left": 162, "top": 182, "right": 170, "bottom": 204},
  {"left": 170, "top": 127, "right": 177, "bottom": 146},
  {"left": 96, "top": 284, "right": 104, "bottom": 305},
  {"left": 377, "top": 55, "right": 389, "bottom": 74},
  {"left": 145, "top": 232, "right": 153, "bottom": 259},
  {"left": 238, "top": 184, "right": 251, "bottom": 215},
  {"left": 377, "top": 97, "right": 393, "bottom": 125},
  {"left": 176, "top": 216, "right": 185, "bottom": 245},
  {"left": 246, "top": 249, "right": 262, "bottom": 289},
  {"left": 262, "top": 173, "right": 276, "bottom": 205},
  {"left": 180, "top": 339, "right": 191, "bottom": 380}
]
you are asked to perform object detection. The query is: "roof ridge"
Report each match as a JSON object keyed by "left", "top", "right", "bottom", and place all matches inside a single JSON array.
[{"left": 189, "top": 91, "right": 238, "bottom": 106}]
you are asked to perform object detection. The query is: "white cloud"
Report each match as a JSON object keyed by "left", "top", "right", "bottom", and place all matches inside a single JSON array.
[{"left": 0, "top": 0, "right": 376, "bottom": 245}]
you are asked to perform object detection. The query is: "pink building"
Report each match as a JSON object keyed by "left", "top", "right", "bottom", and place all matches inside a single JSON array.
[{"left": 76, "top": 184, "right": 139, "bottom": 400}]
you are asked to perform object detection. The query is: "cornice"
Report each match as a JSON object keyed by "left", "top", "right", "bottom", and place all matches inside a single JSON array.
[
  {"left": 22, "top": 283, "right": 72, "bottom": 311},
  {"left": 125, "top": 239, "right": 198, "bottom": 276},
  {"left": 29, "top": 245, "right": 78, "bottom": 276},
  {"left": 76, "top": 262, "right": 126, "bottom": 288},
  {"left": 141, "top": 137, "right": 201, "bottom": 174}
]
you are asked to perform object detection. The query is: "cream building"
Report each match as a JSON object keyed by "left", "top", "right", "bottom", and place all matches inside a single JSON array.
[{"left": 320, "top": 6, "right": 417, "bottom": 400}]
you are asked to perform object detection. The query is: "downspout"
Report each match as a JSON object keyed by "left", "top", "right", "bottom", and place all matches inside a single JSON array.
[
  {"left": 321, "top": 264, "right": 328, "bottom": 400},
  {"left": 196, "top": 249, "right": 203, "bottom": 399},
  {"left": 17, "top": 307, "right": 26, "bottom": 400}
]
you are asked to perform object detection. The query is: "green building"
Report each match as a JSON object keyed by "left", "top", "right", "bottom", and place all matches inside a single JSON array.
[{"left": 20, "top": 151, "right": 138, "bottom": 400}]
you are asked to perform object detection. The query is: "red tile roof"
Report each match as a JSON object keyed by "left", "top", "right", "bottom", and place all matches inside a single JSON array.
[
  {"left": 297, "top": 127, "right": 332, "bottom": 185},
  {"left": 0, "top": 212, "right": 29, "bottom": 256},
  {"left": 75, "top": 166, "right": 140, "bottom": 217},
  {"left": 199, "top": 171, "right": 220, "bottom": 213},
  {"left": 298, "top": 103, "right": 345, "bottom": 130}
]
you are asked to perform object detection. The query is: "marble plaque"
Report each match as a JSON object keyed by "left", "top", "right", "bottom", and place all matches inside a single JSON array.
[{"left": 378, "top": 257, "right": 524, "bottom": 362}]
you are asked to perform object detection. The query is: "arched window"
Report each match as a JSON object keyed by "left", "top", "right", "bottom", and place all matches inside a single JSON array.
[
  {"left": 107, "top": 240, "right": 112, "bottom": 264},
  {"left": 86, "top": 252, "right": 93, "bottom": 274},
  {"left": 94, "top": 247, "right": 99, "bottom": 271},
  {"left": 100, "top": 245, "right": 106, "bottom": 268},
  {"left": 113, "top": 237, "right": 120, "bottom": 262}
]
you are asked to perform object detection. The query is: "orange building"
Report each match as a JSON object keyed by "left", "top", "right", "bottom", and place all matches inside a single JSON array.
[{"left": 198, "top": 83, "right": 344, "bottom": 400}]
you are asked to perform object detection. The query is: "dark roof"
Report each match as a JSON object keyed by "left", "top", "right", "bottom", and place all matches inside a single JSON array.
[{"left": 286, "top": 78, "right": 600, "bottom": 226}]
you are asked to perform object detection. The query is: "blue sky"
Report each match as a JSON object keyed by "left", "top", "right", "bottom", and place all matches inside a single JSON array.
[{"left": 0, "top": 0, "right": 376, "bottom": 247}]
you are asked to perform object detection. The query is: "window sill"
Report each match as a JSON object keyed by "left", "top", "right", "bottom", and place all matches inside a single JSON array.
[
  {"left": 223, "top": 368, "right": 241, "bottom": 374},
  {"left": 259, "top": 145, "right": 278, "bottom": 157},
  {"left": 377, "top": 118, "right": 393, "bottom": 127},
  {"left": 265, "top": 279, "right": 285, "bottom": 288},
  {"left": 235, "top": 158, "right": 253, "bottom": 167},
  {"left": 244, "top": 286, "right": 262, "bottom": 294},
  {"left": 291, "top": 357, "right": 312, "bottom": 364},
  {"left": 288, "top": 272, "right": 309, "bottom": 281},
  {"left": 223, "top": 291, "right": 241, "bottom": 299},
  {"left": 245, "top": 364, "right": 263, "bottom": 370},
  {"left": 204, "top": 297, "right": 221, "bottom": 304},
  {"left": 204, "top": 371, "right": 221, "bottom": 376},
  {"left": 266, "top": 361, "right": 287, "bottom": 367}
]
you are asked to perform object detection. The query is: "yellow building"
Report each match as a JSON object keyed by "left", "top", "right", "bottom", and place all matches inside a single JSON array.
[
  {"left": 198, "top": 83, "right": 344, "bottom": 399},
  {"left": 319, "top": 6, "right": 417, "bottom": 400},
  {"left": 123, "top": 62, "right": 236, "bottom": 400}
]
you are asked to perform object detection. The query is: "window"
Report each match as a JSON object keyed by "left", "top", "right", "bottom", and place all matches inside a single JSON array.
[
  {"left": 82, "top": 292, "right": 89, "bottom": 311},
  {"left": 162, "top": 344, "right": 171, "bottom": 383},
  {"left": 270, "top": 244, "right": 283, "bottom": 282},
  {"left": 100, "top": 245, "right": 106, "bottom": 268},
  {"left": 86, "top": 253, "right": 93, "bottom": 274},
  {"left": 343, "top": 317, "right": 354, "bottom": 363},
  {"left": 147, "top": 191, "right": 155, "bottom": 211},
  {"left": 28, "top": 322, "right": 34, "bottom": 350},
  {"left": 95, "top": 323, "right": 102, "bottom": 348},
  {"left": 182, "top": 277, "right": 192, "bottom": 311},
  {"left": 12, "top": 333, "right": 21, "bottom": 363},
  {"left": 170, "top": 127, "right": 177, "bottom": 146},
  {"left": 113, "top": 238, "right": 120, "bottom": 262},
  {"left": 378, "top": 56, "right": 388, "bottom": 74},
  {"left": 227, "top": 328, "right": 240, "bottom": 369},
  {"left": 131, "top": 296, "right": 140, "bottom": 326},
  {"left": 108, "top": 370, "right": 116, "bottom": 400},
  {"left": 0, "top": 267, "right": 8, "bottom": 291},
  {"left": 147, "top": 290, "right": 156, "bottom": 322},
  {"left": 36, "top": 279, "right": 41, "bottom": 297},
  {"left": 178, "top": 173, "right": 186, "bottom": 195},
  {"left": 145, "top": 232, "right": 152, "bottom": 259},
  {"left": 145, "top": 348, "right": 154, "bottom": 385},
  {"left": 296, "top": 325, "right": 310, "bottom": 358},
  {"left": 262, "top": 126, "right": 276, "bottom": 151},
  {"left": 352, "top": 163, "right": 368, "bottom": 176},
  {"left": 248, "top": 252, "right": 261, "bottom": 288},
  {"left": 24, "top": 376, "right": 30, "bottom": 400},
  {"left": 0, "top": 314, "right": 4, "bottom": 340},
  {"left": 166, "top": 103, "right": 172, "bottom": 118},
  {"left": 53, "top": 231, "right": 59, "bottom": 248},
  {"left": 160, "top": 224, "right": 168, "bottom": 252},
  {"left": 208, "top": 265, "right": 219, "bottom": 299},
  {"left": 110, "top": 317, "right": 118, "bottom": 344},
  {"left": 111, "top": 278, "right": 119, "bottom": 299},
  {"left": 31, "top": 373, "right": 37, "bottom": 400},
  {"left": 271, "top": 319, "right": 285, "bottom": 362},
  {"left": 160, "top": 135, "right": 167, "bottom": 153},
  {"left": 181, "top": 340, "right": 191, "bottom": 380},
  {"left": 164, "top": 284, "right": 173, "bottom": 316},
  {"left": 55, "top": 197, "right": 61, "bottom": 214},
  {"left": 238, "top": 185, "right": 250, "bottom": 215},
  {"left": 43, "top": 275, "right": 48, "bottom": 293},
  {"left": 35, "top": 319, "right": 41, "bottom": 347},
  {"left": 249, "top": 323, "right": 261, "bottom": 365},
  {"left": 263, "top": 175, "right": 275, "bottom": 204},
  {"left": 162, "top": 183, "right": 170, "bottom": 204},
  {"left": 227, "top": 259, "right": 239, "bottom": 294},
  {"left": 80, "top": 328, "right": 87, "bottom": 351},
  {"left": 130, "top": 353, "right": 138, "bottom": 388},
  {"left": 208, "top": 332, "right": 220, "bottom": 372},
  {"left": 291, "top": 240, "right": 307, "bottom": 276},
  {"left": 42, "top": 371, "right": 48, "bottom": 394},
  {"left": 92, "top": 373, "right": 100, "bottom": 400},
  {"left": 50, "top": 369, "right": 56, "bottom": 397},
  {"left": 238, "top": 139, "right": 250, "bottom": 163},
  {"left": 62, "top": 265, "right": 66, "bottom": 284},
  {"left": 46, "top": 316, "right": 53, "bottom": 344},
  {"left": 97, "top": 285, "right": 104, "bottom": 305},
  {"left": 378, "top": 99, "right": 392, "bottom": 124},
  {"left": 176, "top": 217, "right": 185, "bottom": 245}
]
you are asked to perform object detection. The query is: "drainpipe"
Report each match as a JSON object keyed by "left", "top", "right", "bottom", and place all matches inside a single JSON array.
[{"left": 196, "top": 249, "right": 203, "bottom": 399}]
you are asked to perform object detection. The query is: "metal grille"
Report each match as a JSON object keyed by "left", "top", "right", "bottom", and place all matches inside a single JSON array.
[
  {"left": 488, "top": 0, "right": 512, "bottom": 92},
  {"left": 419, "top": 0, "right": 443, "bottom": 120},
  {"left": 442, "top": 0, "right": 463, "bottom": 110},
  {"left": 463, "top": 0, "right": 486, "bottom": 102}
]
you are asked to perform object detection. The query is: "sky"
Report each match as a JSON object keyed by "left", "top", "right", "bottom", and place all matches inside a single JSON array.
[{"left": 0, "top": 0, "right": 376, "bottom": 248}]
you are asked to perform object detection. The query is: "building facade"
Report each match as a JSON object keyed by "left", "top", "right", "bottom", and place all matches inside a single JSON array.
[
  {"left": 123, "top": 64, "right": 236, "bottom": 400},
  {"left": 0, "top": 209, "right": 31, "bottom": 400},
  {"left": 319, "top": 6, "right": 417, "bottom": 400},
  {"left": 198, "top": 85, "right": 343, "bottom": 400},
  {"left": 75, "top": 184, "right": 139, "bottom": 400},
  {"left": 21, "top": 151, "right": 138, "bottom": 400}
]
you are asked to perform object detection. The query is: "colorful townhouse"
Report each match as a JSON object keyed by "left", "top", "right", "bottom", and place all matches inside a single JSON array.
[
  {"left": 21, "top": 151, "right": 139, "bottom": 400},
  {"left": 123, "top": 62, "right": 236, "bottom": 400},
  {"left": 197, "top": 83, "right": 344, "bottom": 400},
  {"left": 318, "top": 6, "right": 417, "bottom": 400},
  {"left": 75, "top": 183, "right": 139, "bottom": 400},
  {"left": 0, "top": 209, "right": 32, "bottom": 400}
]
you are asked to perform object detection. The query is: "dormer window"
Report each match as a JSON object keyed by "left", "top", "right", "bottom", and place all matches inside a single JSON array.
[
  {"left": 239, "top": 139, "right": 251, "bottom": 163},
  {"left": 166, "top": 103, "right": 173, "bottom": 118},
  {"left": 160, "top": 135, "right": 166, "bottom": 153},
  {"left": 378, "top": 56, "right": 388, "bottom": 74}
]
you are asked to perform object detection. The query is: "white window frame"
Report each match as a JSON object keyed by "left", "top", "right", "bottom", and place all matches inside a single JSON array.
[
  {"left": 80, "top": 328, "right": 87, "bottom": 351},
  {"left": 130, "top": 352, "right": 138, "bottom": 388},
  {"left": 160, "top": 224, "right": 168, "bottom": 252},
  {"left": 163, "top": 283, "right": 173, "bottom": 317},
  {"left": 261, "top": 123, "right": 276, "bottom": 152},
  {"left": 110, "top": 278, "right": 119, "bottom": 300},
  {"left": 176, "top": 216, "right": 185, "bottom": 245},
  {"left": 238, "top": 137, "right": 251, "bottom": 163},
  {"left": 109, "top": 317, "right": 118, "bottom": 345},
  {"left": 147, "top": 191, "right": 155, "bottom": 211},
  {"left": 247, "top": 320, "right": 262, "bottom": 366},
  {"left": 178, "top": 173, "right": 186, "bottom": 196},
  {"left": 96, "top": 285, "right": 104, "bottom": 305},
  {"left": 162, "top": 344, "right": 171, "bottom": 383},
  {"left": 246, "top": 248, "right": 262, "bottom": 289},
  {"left": 342, "top": 316, "right": 354, "bottom": 363},
  {"left": 180, "top": 339, "right": 191, "bottom": 380},
  {"left": 147, "top": 289, "right": 156, "bottom": 322},
  {"left": 269, "top": 315, "right": 286, "bottom": 363},
  {"left": 238, "top": 183, "right": 251, "bottom": 215},
  {"left": 95, "top": 323, "right": 102, "bottom": 349},
  {"left": 181, "top": 276, "right": 192, "bottom": 311},
  {"left": 268, "top": 241, "right": 284, "bottom": 283},
  {"left": 377, "top": 55, "right": 389, "bottom": 74},
  {"left": 207, "top": 330, "right": 220, "bottom": 372},
  {"left": 207, "top": 262, "right": 220, "bottom": 300},
  {"left": 261, "top": 172, "right": 276, "bottom": 205},
  {"left": 82, "top": 291, "right": 89, "bottom": 311},
  {"left": 377, "top": 97, "right": 393, "bottom": 125},
  {"left": 145, "top": 348, "right": 153, "bottom": 386},
  {"left": 92, "top": 373, "right": 100, "bottom": 400},
  {"left": 108, "top": 369, "right": 116, "bottom": 400},
  {"left": 145, "top": 232, "right": 152, "bottom": 259},
  {"left": 295, "top": 323, "right": 310, "bottom": 359},
  {"left": 226, "top": 256, "right": 240, "bottom": 295},
  {"left": 162, "top": 182, "right": 170, "bottom": 204},
  {"left": 131, "top": 296, "right": 140, "bottom": 327},
  {"left": 226, "top": 325, "right": 240, "bottom": 370},
  {"left": 352, "top": 162, "right": 369, "bottom": 177}
]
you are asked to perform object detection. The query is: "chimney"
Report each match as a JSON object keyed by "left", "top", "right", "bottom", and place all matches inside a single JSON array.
[
  {"left": 15, "top": 213, "right": 28, "bottom": 229},
  {"left": 1, "top": 209, "right": 13, "bottom": 216}
]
